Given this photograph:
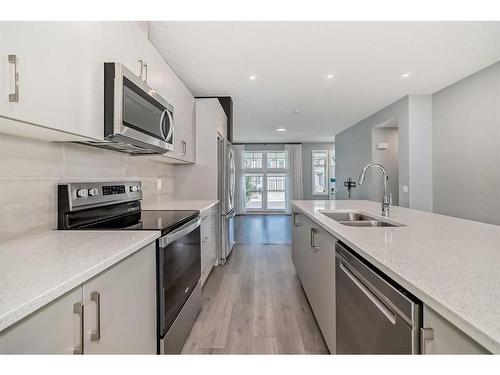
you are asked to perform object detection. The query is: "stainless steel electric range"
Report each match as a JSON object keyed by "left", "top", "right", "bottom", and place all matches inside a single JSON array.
[{"left": 57, "top": 181, "right": 201, "bottom": 354}]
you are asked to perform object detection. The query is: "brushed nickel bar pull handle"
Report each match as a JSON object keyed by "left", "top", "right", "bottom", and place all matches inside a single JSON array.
[
  {"left": 420, "top": 327, "right": 434, "bottom": 354},
  {"left": 293, "top": 212, "right": 301, "bottom": 227},
  {"left": 310, "top": 227, "right": 319, "bottom": 250},
  {"left": 143, "top": 61, "right": 148, "bottom": 83},
  {"left": 137, "top": 57, "right": 144, "bottom": 79},
  {"left": 73, "top": 302, "right": 84, "bottom": 354},
  {"left": 8, "top": 55, "right": 19, "bottom": 102},
  {"left": 90, "top": 291, "right": 101, "bottom": 341}
]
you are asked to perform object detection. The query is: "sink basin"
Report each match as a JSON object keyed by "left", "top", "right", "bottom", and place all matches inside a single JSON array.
[
  {"left": 319, "top": 210, "right": 405, "bottom": 228},
  {"left": 338, "top": 220, "right": 400, "bottom": 227},
  {"left": 320, "top": 211, "right": 379, "bottom": 222}
]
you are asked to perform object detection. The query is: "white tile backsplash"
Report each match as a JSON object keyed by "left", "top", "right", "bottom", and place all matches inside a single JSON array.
[{"left": 0, "top": 133, "right": 175, "bottom": 242}]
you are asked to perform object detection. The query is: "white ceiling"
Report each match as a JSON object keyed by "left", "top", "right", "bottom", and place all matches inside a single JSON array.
[{"left": 148, "top": 22, "right": 500, "bottom": 143}]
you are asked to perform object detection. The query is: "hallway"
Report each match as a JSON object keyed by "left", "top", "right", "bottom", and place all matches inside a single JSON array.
[
  {"left": 182, "top": 244, "right": 327, "bottom": 354},
  {"left": 234, "top": 215, "right": 291, "bottom": 244}
]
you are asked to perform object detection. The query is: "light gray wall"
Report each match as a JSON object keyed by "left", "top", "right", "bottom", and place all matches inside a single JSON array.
[
  {"left": 301, "top": 142, "right": 335, "bottom": 200},
  {"left": 335, "top": 96, "right": 410, "bottom": 207},
  {"left": 409, "top": 95, "right": 433, "bottom": 211},
  {"left": 432, "top": 61, "right": 500, "bottom": 225},
  {"left": 371, "top": 127, "right": 399, "bottom": 206},
  {"left": 335, "top": 94, "right": 433, "bottom": 210}
]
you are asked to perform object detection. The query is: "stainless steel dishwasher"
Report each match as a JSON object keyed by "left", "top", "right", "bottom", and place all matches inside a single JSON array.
[{"left": 335, "top": 242, "right": 422, "bottom": 354}]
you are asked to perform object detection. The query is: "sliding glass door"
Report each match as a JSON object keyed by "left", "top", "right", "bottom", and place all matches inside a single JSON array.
[{"left": 243, "top": 151, "right": 287, "bottom": 212}]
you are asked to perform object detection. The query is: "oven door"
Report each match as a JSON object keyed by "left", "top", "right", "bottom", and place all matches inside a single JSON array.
[
  {"left": 157, "top": 217, "right": 201, "bottom": 340},
  {"left": 104, "top": 62, "right": 174, "bottom": 153}
]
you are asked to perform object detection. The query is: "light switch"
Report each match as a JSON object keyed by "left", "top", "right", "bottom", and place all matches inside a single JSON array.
[
  {"left": 157, "top": 178, "right": 162, "bottom": 191},
  {"left": 402, "top": 185, "right": 409, "bottom": 193}
]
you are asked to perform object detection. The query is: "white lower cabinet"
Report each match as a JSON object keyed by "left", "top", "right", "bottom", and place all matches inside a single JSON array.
[
  {"left": 82, "top": 242, "right": 157, "bottom": 354},
  {"left": 0, "top": 242, "right": 156, "bottom": 354},
  {"left": 0, "top": 287, "right": 83, "bottom": 354},
  {"left": 421, "top": 305, "right": 489, "bottom": 354},
  {"left": 310, "top": 225, "right": 336, "bottom": 353},
  {"left": 201, "top": 205, "right": 218, "bottom": 286},
  {"left": 291, "top": 211, "right": 336, "bottom": 353}
]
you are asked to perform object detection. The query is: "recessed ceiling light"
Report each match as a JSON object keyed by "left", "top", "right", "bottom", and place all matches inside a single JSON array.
[
  {"left": 401, "top": 72, "right": 412, "bottom": 78},
  {"left": 293, "top": 108, "right": 300, "bottom": 114},
  {"left": 276, "top": 127, "right": 287, "bottom": 132},
  {"left": 326, "top": 74, "right": 334, "bottom": 79},
  {"left": 249, "top": 75, "right": 257, "bottom": 80}
]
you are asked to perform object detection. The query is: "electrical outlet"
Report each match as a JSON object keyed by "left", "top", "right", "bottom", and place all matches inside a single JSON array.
[{"left": 157, "top": 178, "right": 162, "bottom": 191}]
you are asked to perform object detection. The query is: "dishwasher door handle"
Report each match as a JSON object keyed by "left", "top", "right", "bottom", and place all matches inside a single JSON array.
[{"left": 339, "top": 262, "right": 397, "bottom": 324}]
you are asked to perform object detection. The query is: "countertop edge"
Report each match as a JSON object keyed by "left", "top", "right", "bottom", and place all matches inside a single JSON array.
[
  {"left": 292, "top": 202, "right": 498, "bottom": 354},
  {"left": 0, "top": 231, "right": 160, "bottom": 333}
]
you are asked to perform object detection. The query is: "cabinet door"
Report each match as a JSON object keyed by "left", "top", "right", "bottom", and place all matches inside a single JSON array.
[
  {"left": 312, "top": 226, "right": 336, "bottom": 353},
  {"left": 291, "top": 211, "right": 304, "bottom": 281},
  {"left": 422, "top": 305, "right": 489, "bottom": 354},
  {"left": 201, "top": 207, "right": 218, "bottom": 286},
  {"left": 299, "top": 218, "right": 316, "bottom": 308},
  {"left": 102, "top": 22, "right": 146, "bottom": 77},
  {"left": 0, "top": 22, "right": 103, "bottom": 139},
  {"left": 0, "top": 287, "right": 83, "bottom": 354},
  {"left": 83, "top": 243, "right": 157, "bottom": 354},
  {"left": 180, "top": 86, "right": 196, "bottom": 163}
]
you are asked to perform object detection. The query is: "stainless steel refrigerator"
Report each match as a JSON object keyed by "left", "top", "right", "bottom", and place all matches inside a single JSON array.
[{"left": 217, "top": 135, "right": 235, "bottom": 264}]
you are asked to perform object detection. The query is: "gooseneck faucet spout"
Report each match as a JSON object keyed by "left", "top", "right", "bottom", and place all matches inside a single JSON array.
[{"left": 358, "top": 163, "right": 391, "bottom": 217}]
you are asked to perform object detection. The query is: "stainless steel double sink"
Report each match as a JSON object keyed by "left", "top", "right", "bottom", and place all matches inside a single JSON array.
[{"left": 319, "top": 211, "right": 405, "bottom": 227}]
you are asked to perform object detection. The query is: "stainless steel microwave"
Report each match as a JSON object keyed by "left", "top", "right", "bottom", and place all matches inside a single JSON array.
[{"left": 84, "top": 62, "right": 174, "bottom": 154}]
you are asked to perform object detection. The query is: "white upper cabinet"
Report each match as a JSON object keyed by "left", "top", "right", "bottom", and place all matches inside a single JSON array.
[
  {"left": 0, "top": 21, "right": 196, "bottom": 163},
  {"left": 0, "top": 22, "right": 104, "bottom": 140}
]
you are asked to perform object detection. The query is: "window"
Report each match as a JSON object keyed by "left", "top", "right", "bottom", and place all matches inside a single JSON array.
[
  {"left": 242, "top": 150, "right": 288, "bottom": 211},
  {"left": 312, "top": 150, "right": 329, "bottom": 195},
  {"left": 245, "top": 174, "right": 264, "bottom": 210},
  {"left": 267, "top": 152, "right": 286, "bottom": 169},
  {"left": 243, "top": 152, "right": 263, "bottom": 169},
  {"left": 267, "top": 174, "right": 286, "bottom": 210}
]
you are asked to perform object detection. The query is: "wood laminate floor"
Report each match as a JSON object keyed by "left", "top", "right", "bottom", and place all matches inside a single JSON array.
[
  {"left": 235, "top": 215, "right": 291, "bottom": 244},
  {"left": 181, "top": 243, "right": 328, "bottom": 354}
]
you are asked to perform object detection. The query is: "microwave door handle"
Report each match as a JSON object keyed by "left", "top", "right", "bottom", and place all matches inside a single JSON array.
[
  {"left": 164, "top": 110, "right": 174, "bottom": 142},
  {"left": 160, "top": 109, "right": 167, "bottom": 139}
]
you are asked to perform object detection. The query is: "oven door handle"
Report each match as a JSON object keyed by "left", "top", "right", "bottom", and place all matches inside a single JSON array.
[{"left": 158, "top": 217, "right": 201, "bottom": 247}]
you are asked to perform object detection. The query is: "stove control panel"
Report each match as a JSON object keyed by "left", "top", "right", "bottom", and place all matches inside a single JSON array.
[
  {"left": 60, "top": 181, "right": 143, "bottom": 210},
  {"left": 102, "top": 185, "right": 126, "bottom": 196}
]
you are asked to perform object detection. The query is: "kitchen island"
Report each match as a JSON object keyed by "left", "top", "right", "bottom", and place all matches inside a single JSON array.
[{"left": 292, "top": 200, "right": 500, "bottom": 354}]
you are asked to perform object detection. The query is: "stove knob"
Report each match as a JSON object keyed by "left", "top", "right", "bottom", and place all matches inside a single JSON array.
[
  {"left": 76, "top": 189, "right": 88, "bottom": 198},
  {"left": 130, "top": 185, "right": 140, "bottom": 192},
  {"left": 88, "top": 188, "right": 99, "bottom": 197}
]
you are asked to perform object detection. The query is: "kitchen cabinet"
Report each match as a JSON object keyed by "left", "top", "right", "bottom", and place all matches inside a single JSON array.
[
  {"left": 291, "top": 211, "right": 305, "bottom": 281},
  {"left": 0, "top": 21, "right": 104, "bottom": 140},
  {"left": 82, "top": 242, "right": 157, "bottom": 354},
  {"left": 421, "top": 305, "right": 489, "bottom": 354},
  {"left": 0, "top": 287, "right": 83, "bottom": 354},
  {"left": 291, "top": 211, "right": 336, "bottom": 353},
  {"left": 201, "top": 205, "right": 218, "bottom": 286},
  {"left": 0, "top": 242, "right": 156, "bottom": 354},
  {"left": 0, "top": 21, "right": 197, "bottom": 161},
  {"left": 310, "top": 224, "right": 336, "bottom": 353}
]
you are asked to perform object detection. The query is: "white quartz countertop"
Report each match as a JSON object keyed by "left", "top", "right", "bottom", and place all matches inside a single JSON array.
[
  {"left": 0, "top": 230, "right": 160, "bottom": 332},
  {"left": 142, "top": 199, "right": 218, "bottom": 212},
  {"left": 292, "top": 200, "right": 500, "bottom": 353}
]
